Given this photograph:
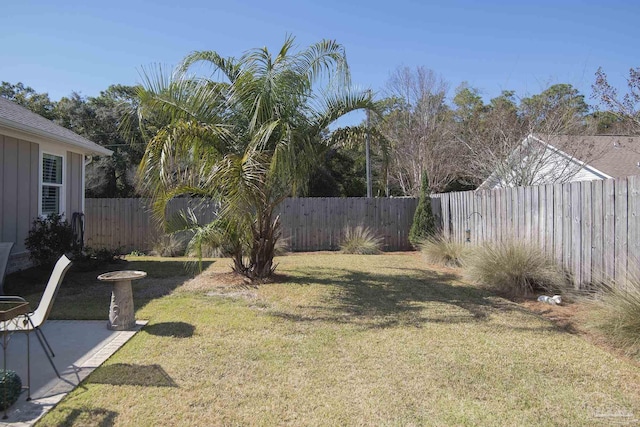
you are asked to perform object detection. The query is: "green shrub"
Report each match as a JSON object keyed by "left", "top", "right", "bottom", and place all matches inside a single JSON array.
[
  {"left": 340, "top": 226, "right": 383, "bottom": 255},
  {"left": 420, "top": 235, "right": 469, "bottom": 267},
  {"left": 88, "top": 247, "right": 122, "bottom": 264},
  {"left": 464, "top": 240, "right": 568, "bottom": 297},
  {"left": 25, "top": 213, "right": 74, "bottom": 267},
  {"left": 71, "top": 247, "right": 123, "bottom": 271},
  {"left": 0, "top": 370, "right": 22, "bottom": 410},
  {"left": 585, "top": 276, "right": 640, "bottom": 357},
  {"left": 409, "top": 172, "right": 436, "bottom": 247}
]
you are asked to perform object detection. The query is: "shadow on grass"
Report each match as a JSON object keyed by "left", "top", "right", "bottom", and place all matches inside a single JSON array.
[
  {"left": 144, "top": 321, "right": 195, "bottom": 338},
  {"left": 4, "top": 260, "right": 214, "bottom": 320},
  {"left": 86, "top": 363, "right": 177, "bottom": 387},
  {"left": 53, "top": 407, "right": 118, "bottom": 427},
  {"left": 270, "top": 266, "right": 547, "bottom": 330}
]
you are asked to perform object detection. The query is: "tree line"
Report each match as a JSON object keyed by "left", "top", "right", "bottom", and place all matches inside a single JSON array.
[{"left": 2, "top": 59, "right": 639, "bottom": 200}]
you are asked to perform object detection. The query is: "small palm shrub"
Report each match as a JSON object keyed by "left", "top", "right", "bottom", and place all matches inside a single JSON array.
[
  {"left": 464, "top": 240, "right": 568, "bottom": 297},
  {"left": 420, "top": 235, "right": 469, "bottom": 267},
  {"left": 0, "top": 370, "right": 22, "bottom": 410},
  {"left": 585, "top": 275, "right": 640, "bottom": 357},
  {"left": 340, "top": 226, "right": 383, "bottom": 255}
]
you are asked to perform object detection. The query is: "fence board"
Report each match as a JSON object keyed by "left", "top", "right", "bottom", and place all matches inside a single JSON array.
[
  {"left": 591, "top": 180, "right": 604, "bottom": 284},
  {"left": 544, "top": 184, "right": 554, "bottom": 257},
  {"left": 497, "top": 189, "right": 503, "bottom": 240},
  {"left": 506, "top": 188, "right": 514, "bottom": 239},
  {"left": 533, "top": 185, "right": 541, "bottom": 247},
  {"left": 615, "top": 178, "right": 628, "bottom": 284},
  {"left": 581, "top": 181, "right": 592, "bottom": 286},
  {"left": 562, "top": 183, "right": 572, "bottom": 274},
  {"left": 603, "top": 179, "right": 616, "bottom": 281},
  {"left": 570, "top": 182, "right": 582, "bottom": 287},
  {"left": 525, "top": 186, "right": 533, "bottom": 243},
  {"left": 517, "top": 186, "right": 525, "bottom": 240},
  {"left": 628, "top": 176, "right": 640, "bottom": 269}
]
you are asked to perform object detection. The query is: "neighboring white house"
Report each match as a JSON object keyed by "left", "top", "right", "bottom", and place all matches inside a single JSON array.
[
  {"left": 0, "top": 97, "right": 112, "bottom": 272},
  {"left": 478, "top": 134, "right": 640, "bottom": 190}
]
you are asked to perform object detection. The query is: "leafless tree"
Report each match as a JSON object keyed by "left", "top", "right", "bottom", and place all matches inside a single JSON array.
[
  {"left": 376, "top": 66, "right": 460, "bottom": 195},
  {"left": 456, "top": 84, "right": 595, "bottom": 188},
  {"left": 593, "top": 67, "right": 640, "bottom": 134}
]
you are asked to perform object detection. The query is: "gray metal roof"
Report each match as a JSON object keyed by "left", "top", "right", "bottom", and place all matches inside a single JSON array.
[{"left": 0, "top": 96, "right": 112, "bottom": 156}]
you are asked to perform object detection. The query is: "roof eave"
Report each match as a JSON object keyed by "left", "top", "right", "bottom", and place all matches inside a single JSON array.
[{"left": 0, "top": 116, "right": 113, "bottom": 156}]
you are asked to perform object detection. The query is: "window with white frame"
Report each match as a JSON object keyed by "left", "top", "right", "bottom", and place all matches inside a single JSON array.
[{"left": 41, "top": 153, "right": 64, "bottom": 216}]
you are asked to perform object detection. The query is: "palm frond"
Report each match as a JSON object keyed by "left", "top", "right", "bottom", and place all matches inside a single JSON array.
[
  {"left": 296, "top": 39, "right": 350, "bottom": 87},
  {"left": 310, "top": 88, "right": 375, "bottom": 131},
  {"left": 177, "top": 51, "right": 242, "bottom": 83}
]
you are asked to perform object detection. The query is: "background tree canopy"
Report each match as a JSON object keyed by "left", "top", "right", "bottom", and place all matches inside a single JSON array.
[
  {"left": 1, "top": 81, "right": 144, "bottom": 198},
  {"left": 2, "top": 61, "right": 639, "bottom": 200}
]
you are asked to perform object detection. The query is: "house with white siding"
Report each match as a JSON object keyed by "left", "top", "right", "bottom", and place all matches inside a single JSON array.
[
  {"left": 478, "top": 134, "right": 640, "bottom": 190},
  {"left": 0, "top": 97, "right": 112, "bottom": 272}
]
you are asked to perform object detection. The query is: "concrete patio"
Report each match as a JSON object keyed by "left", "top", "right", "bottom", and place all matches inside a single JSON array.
[{"left": 0, "top": 320, "right": 145, "bottom": 426}]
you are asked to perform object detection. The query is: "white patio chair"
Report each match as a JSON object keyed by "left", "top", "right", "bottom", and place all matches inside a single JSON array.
[
  {"left": 0, "top": 254, "right": 72, "bottom": 377},
  {"left": 0, "top": 242, "right": 13, "bottom": 295}
]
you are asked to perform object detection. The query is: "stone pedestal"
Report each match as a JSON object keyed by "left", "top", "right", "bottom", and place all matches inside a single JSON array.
[
  {"left": 97, "top": 271, "right": 146, "bottom": 331},
  {"left": 108, "top": 280, "right": 135, "bottom": 330}
]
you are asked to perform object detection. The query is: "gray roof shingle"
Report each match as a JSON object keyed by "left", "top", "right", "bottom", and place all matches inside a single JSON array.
[
  {"left": 0, "top": 96, "right": 112, "bottom": 156},
  {"left": 545, "top": 134, "right": 640, "bottom": 178}
]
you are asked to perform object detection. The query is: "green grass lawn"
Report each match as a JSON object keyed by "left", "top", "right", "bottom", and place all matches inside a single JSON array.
[{"left": 12, "top": 253, "right": 640, "bottom": 426}]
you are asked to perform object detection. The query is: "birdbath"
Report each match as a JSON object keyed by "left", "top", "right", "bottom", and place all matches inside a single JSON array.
[{"left": 97, "top": 270, "right": 146, "bottom": 330}]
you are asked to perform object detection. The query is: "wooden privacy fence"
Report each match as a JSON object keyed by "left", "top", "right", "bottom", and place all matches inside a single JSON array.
[
  {"left": 433, "top": 175, "right": 640, "bottom": 287},
  {"left": 84, "top": 197, "right": 421, "bottom": 253},
  {"left": 84, "top": 197, "right": 219, "bottom": 253},
  {"left": 276, "top": 197, "right": 421, "bottom": 251}
]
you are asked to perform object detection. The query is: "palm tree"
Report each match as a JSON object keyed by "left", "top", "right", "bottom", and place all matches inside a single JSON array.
[{"left": 134, "top": 36, "right": 375, "bottom": 280}]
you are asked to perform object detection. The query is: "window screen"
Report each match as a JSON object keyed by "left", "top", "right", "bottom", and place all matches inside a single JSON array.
[{"left": 42, "top": 153, "right": 63, "bottom": 215}]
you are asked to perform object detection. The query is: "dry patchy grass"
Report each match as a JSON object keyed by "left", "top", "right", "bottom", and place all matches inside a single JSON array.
[{"left": 35, "top": 253, "right": 640, "bottom": 426}]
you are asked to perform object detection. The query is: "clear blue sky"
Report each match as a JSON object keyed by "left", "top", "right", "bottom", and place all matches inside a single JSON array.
[{"left": 1, "top": 0, "right": 638, "bottom": 115}]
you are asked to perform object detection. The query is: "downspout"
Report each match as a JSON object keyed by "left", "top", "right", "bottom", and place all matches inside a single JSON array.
[{"left": 82, "top": 155, "right": 92, "bottom": 214}]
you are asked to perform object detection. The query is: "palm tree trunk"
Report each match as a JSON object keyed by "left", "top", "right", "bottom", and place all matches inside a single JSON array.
[{"left": 247, "top": 213, "right": 281, "bottom": 280}]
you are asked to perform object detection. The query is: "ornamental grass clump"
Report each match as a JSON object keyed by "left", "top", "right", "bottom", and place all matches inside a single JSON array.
[
  {"left": 152, "top": 234, "right": 187, "bottom": 257},
  {"left": 464, "top": 240, "right": 568, "bottom": 297},
  {"left": 585, "top": 274, "right": 640, "bottom": 357},
  {"left": 420, "top": 235, "right": 469, "bottom": 267},
  {"left": 340, "top": 226, "right": 383, "bottom": 255}
]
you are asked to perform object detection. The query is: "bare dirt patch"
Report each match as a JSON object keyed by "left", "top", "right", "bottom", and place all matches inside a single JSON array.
[
  {"left": 179, "top": 266, "right": 257, "bottom": 299},
  {"left": 520, "top": 298, "right": 640, "bottom": 367},
  {"left": 520, "top": 299, "right": 585, "bottom": 332}
]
